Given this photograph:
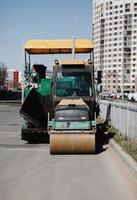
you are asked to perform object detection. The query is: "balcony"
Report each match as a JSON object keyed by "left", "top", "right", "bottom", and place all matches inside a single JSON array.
[
  {"left": 123, "top": 47, "right": 131, "bottom": 52},
  {"left": 123, "top": 61, "right": 131, "bottom": 65}
]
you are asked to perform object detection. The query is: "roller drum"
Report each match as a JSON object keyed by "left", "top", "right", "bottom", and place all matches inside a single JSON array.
[{"left": 50, "top": 133, "right": 95, "bottom": 154}]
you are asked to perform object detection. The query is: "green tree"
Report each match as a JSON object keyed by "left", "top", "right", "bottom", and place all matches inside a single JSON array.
[{"left": 0, "top": 62, "right": 7, "bottom": 88}]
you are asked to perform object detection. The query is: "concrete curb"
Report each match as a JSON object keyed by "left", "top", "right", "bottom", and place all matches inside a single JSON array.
[{"left": 109, "top": 139, "right": 137, "bottom": 180}]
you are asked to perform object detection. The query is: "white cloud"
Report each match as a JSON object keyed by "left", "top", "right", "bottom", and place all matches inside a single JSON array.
[{"left": 72, "top": 16, "right": 79, "bottom": 22}]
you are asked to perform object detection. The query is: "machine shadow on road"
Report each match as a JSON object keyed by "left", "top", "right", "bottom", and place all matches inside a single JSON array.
[
  {"left": 95, "top": 102, "right": 114, "bottom": 154},
  {"left": 96, "top": 123, "right": 115, "bottom": 154},
  {"left": 22, "top": 124, "right": 115, "bottom": 155}
]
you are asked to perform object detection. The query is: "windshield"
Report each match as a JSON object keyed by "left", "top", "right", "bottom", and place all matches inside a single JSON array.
[
  {"left": 55, "top": 68, "right": 92, "bottom": 97},
  {"left": 55, "top": 107, "right": 89, "bottom": 121}
]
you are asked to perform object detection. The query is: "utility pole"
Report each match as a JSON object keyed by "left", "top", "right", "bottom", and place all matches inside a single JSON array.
[
  {"left": 121, "top": 58, "right": 125, "bottom": 100},
  {"left": 72, "top": 36, "right": 75, "bottom": 59}
]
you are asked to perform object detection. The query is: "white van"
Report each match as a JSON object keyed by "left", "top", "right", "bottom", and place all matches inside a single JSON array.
[{"left": 128, "top": 93, "right": 137, "bottom": 101}]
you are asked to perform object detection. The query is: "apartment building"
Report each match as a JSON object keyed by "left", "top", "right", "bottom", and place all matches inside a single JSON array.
[{"left": 93, "top": 0, "right": 137, "bottom": 93}]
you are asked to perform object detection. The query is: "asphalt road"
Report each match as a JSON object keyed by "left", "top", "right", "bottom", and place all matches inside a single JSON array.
[{"left": 0, "top": 105, "right": 137, "bottom": 200}]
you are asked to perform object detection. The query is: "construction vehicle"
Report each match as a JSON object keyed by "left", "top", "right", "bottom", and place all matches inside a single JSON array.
[{"left": 20, "top": 39, "right": 101, "bottom": 154}]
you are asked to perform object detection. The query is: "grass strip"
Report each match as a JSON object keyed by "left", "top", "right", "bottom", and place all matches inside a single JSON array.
[
  {"left": 108, "top": 127, "right": 137, "bottom": 162},
  {"left": 0, "top": 100, "right": 21, "bottom": 106}
]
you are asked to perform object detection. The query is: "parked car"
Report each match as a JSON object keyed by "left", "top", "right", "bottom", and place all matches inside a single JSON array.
[{"left": 128, "top": 93, "right": 137, "bottom": 102}]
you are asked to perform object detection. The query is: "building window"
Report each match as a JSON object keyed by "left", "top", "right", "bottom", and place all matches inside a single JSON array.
[
  {"left": 126, "top": 69, "right": 130, "bottom": 74},
  {"left": 125, "top": 3, "right": 130, "bottom": 8}
]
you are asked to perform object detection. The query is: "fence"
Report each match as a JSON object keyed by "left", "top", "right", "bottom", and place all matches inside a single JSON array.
[{"left": 99, "top": 100, "right": 137, "bottom": 139}]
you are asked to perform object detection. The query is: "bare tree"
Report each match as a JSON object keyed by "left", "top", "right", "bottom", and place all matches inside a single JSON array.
[{"left": 0, "top": 62, "right": 7, "bottom": 88}]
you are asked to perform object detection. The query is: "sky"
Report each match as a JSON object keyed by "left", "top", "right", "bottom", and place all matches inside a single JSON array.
[{"left": 0, "top": 0, "right": 93, "bottom": 71}]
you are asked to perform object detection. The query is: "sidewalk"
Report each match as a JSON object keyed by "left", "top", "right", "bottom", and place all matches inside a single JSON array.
[{"left": 110, "top": 139, "right": 137, "bottom": 180}]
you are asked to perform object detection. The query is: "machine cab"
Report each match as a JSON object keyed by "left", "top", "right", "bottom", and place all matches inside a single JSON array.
[{"left": 52, "top": 59, "right": 95, "bottom": 103}]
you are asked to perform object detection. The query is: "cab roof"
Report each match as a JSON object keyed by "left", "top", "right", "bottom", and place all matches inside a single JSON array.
[{"left": 24, "top": 39, "right": 93, "bottom": 54}]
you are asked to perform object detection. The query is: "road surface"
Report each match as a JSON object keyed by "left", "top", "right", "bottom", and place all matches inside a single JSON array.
[{"left": 0, "top": 105, "right": 137, "bottom": 200}]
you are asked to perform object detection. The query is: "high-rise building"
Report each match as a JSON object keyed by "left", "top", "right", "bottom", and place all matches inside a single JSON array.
[{"left": 93, "top": 0, "right": 137, "bottom": 93}]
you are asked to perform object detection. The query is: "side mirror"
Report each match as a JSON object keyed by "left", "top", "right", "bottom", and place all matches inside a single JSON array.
[{"left": 97, "top": 71, "right": 102, "bottom": 84}]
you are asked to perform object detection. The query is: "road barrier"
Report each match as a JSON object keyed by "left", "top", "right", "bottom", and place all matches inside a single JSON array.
[{"left": 99, "top": 100, "right": 137, "bottom": 139}]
